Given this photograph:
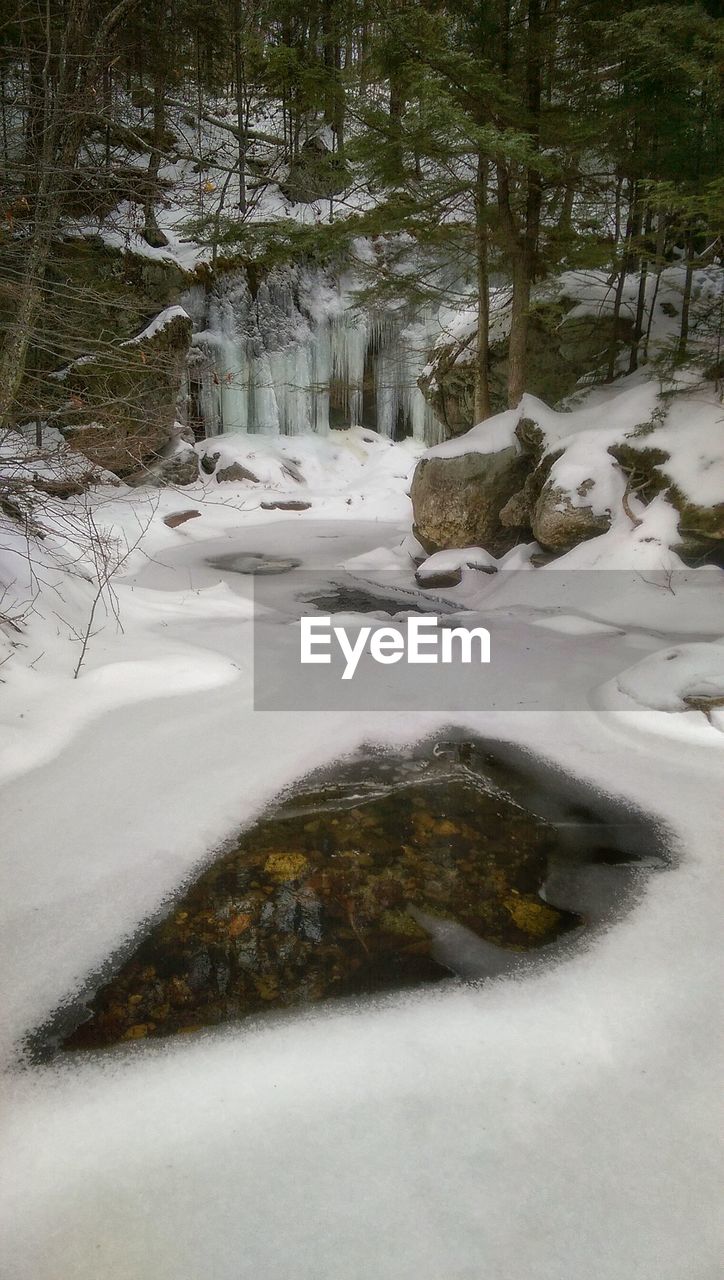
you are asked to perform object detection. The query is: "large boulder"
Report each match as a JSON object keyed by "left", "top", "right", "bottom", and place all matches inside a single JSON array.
[
  {"left": 410, "top": 426, "right": 529, "bottom": 557},
  {"left": 56, "top": 306, "right": 193, "bottom": 478},
  {"left": 419, "top": 298, "right": 633, "bottom": 437}
]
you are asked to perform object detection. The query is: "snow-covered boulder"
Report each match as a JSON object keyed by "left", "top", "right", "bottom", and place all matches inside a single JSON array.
[
  {"left": 607, "top": 641, "right": 724, "bottom": 731},
  {"left": 410, "top": 410, "right": 529, "bottom": 557},
  {"left": 414, "top": 546, "right": 498, "bottom": 588}
]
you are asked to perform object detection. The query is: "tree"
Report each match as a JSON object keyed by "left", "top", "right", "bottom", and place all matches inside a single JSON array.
[{"left": 0, "top": 0, "right": 139, "bottom": 429}]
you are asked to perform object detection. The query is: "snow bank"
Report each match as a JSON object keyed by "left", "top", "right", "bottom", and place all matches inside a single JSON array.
[
  {"left": 605, "top": 640, "right": 724, "bottom": 729},
  {"left": 197, "top": 426, "right": 423, "bottom": 504}
]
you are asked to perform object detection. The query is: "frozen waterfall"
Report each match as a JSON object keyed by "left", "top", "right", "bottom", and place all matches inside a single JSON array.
[{"left": 182, "top": 267, "right": 443, "bottom": 445}]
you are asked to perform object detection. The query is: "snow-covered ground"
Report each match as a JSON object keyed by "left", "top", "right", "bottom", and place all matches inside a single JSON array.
[{"left": 1, "top": 426, "right": 723, "bottom": 1279}]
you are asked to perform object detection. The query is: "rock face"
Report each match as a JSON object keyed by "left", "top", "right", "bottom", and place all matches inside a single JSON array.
[
  {"left": 410, "top": 442, "right": 529, "bottom": 557},
  {"left": 57, "top": 308, "right": 193, "bottom": 478},
  {"left": 532, "top": 480, "right": 612, "bottom": 552},
  {"left": 419, "top": 301, "right": 633, "bottom": 436}
]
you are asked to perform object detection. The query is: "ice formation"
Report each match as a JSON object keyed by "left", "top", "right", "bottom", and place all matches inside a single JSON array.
[{"left": 183, "top": 267, "right": 443, "bottom": 445}]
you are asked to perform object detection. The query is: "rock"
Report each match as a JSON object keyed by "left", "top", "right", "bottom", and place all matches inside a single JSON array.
[
  {"left": 207, "top": 552, "right": 301, "bottom": 575},
  {"left": 416, "top": 566, "right": 463, "bottom": 588},
  {"left": 164, "top": 509, "right": 201, "bottom": 528},
  {"left": 499, "top": 488, "right": 530, "bottom": 530},
  {"left": 60, "top": 772, "right": 575, "bottom": 1050},
  {"left": 260, "top": 499, "right": 311, "bottom": 511},
  {"left": 410, "top": 444, "right": 529, "bottom": 558},
  {"left": 532, "top": 480, "right": 612, "bottom": 552},
  {"left": 57, "top": 308, "right": 193, "bottom": 478},
  {"left": 672, "top": 492, "right": 724, "bottom": 565},
  {"left": 158, "top": 443, "right": 200, "bottom": 486},
  {"left": 419, "top": 298, "right": 634, "bottom": 437},
  {"left": 199, "top": 451, "right": 219, "bottom": 476},
  {"left": 415, "top": 546, "right": 498, "bottom": 587},
  {"left": 127, "top": 439, "right": 199, "bottom": 488},
  {"left": 215, "top": 461, "right": 261, "bottom": 484},
  {"left": 609, "top": 440, "right": 724, "bottom": 564}
]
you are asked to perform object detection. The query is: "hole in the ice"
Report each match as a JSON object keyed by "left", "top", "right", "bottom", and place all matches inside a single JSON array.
[
  {"left": 305, "top": 583, "right": 457, "bottom": 616},
  {"left": 34, "top": 737, "right": 667, "bottom": 1056},
  {"left": 207, "top": 552, "right": 301, "bottom": 575}
]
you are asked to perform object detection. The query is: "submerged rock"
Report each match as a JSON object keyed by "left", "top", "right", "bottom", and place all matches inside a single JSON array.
[
  {"left": 207, "top": 552, "right": 301, "bottom": 575},
  {"left": 62, "top": 778, "right": 577, "bottom": 1050}
]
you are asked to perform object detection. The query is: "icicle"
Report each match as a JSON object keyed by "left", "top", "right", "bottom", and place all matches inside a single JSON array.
[{"left": 184, "top": 263, "right": 447, "bottom": 444}]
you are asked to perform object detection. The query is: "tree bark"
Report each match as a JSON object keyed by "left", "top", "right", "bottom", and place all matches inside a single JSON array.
[
  {"left": 0, "top": 0, "right": 138, "bottom": 429},
  {"left": 473, "top": 154, "right": 492, "bottom": 421},
  {"left": 233, "top": 0, "right": 248, "bottom": 214},
  {"left": 143, "top": 69, "right": 169, "bottom": 247},
  {"left": 677, "top": 230, "right": 695, "bottom": 360}
]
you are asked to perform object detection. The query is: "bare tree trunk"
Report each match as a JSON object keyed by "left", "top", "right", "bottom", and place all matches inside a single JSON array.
[
  {"left": 501, "top": 0, "right": 543, "bottom": 410},
  {"left": 473, "top": 154, "right": 492, "bottom": 421},
  {"left": 507, "top": 254, "right": 531, "bottom": 408},
  {"left": 143, "top": 69, "right": 169, "bottom": 247},
  {"left": 678, "top": 230, "right": 695, "bottom": 360},
  {"left": 233, "top": 2, "right": 248, "bottom": 214},
  {"left": 606, "top": 177, "right": 635, "bottom": 382},
  {"left": 0, "top": 0, "right": 138, "bottom": 429},
  {"left": 629, "top": 207, "right": 652, "bottom": 373},
  {"left": 388, "top": 70, "right": 405, "bottom": 172},
  {"left": 643, "top": 212, "right": 668, "bottom": 362}
]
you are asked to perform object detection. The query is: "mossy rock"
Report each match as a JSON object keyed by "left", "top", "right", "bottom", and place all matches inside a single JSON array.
[
  {"left": 56, "top": 310, "right": 193, "bottom": 477},
  {"left": 419, "top": 298, "right": 634, "bottom": 437},
  {"left": 0, "top": 236, "right": 192, "bottom": 388},
  {"left": 410, "top": 441, "right": 529, "bottom": 557},
  {"left": 609, "top": 440, "right": 724, "bottom": 563}
]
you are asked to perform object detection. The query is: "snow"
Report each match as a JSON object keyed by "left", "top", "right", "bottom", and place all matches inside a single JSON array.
[
  {"left": 639, "top": 394, "right": 724, "bottom": 507},
  {"left": 415, "top": 546, "right": 499, "bottom": 579},
  {"left": 605, "top": 641, "right": 724, "bottom": 724},
  {"left": 121, "top": 304, "right": 190, "bottom": 345},
  {"left": 530, "top": 614, "right": 622, "bottom": 637},
  {"left": 1, "top": 423, "right": 723, "bottom": 1280},
  {"left": 422, "top": 407, "right": 521, "bottom": 459}
]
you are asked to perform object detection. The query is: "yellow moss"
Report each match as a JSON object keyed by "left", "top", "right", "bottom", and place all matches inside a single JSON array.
[
  {"left": 379, "top": 910, "right": 427, "bottom": 939},
  {"left": 227, "top": 911, "right": 253, "bottom": 937},
  {"left": 504, "top": 894, "right": 560, "bottom": 937},
  {"left": 432, "top": 819, "right": 459, "bottom": 837},
  {"left": 255, "top": 975, "right": 279, "bottom": 1000},
  {"left": 122, "top": 1023, "right": 155, "bottom": 1040},
  {"left": 264, "top": 851, "right": 308, "bottom": 881}
]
